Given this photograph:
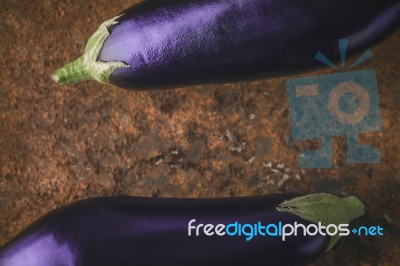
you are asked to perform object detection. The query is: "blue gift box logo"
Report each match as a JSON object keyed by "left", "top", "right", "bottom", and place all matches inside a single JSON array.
[{"left": 286, "top": 40, "right": 382, "bottom": 168}]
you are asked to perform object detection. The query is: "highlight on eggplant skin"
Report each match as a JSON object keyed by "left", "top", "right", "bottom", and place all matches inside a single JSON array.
[
  {"left": 0, "top": 194, "right": 365, "bottom": 266},
  {"left": 51, "top": 0, "right": 400, "bottom": 89}
]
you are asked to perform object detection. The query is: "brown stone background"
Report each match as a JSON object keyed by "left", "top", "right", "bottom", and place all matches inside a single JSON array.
[{"left": 0, "top": 1, "right": 399, "bottom": 265}]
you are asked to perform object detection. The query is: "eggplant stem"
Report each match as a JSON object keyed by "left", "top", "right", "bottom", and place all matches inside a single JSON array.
[
  {"left": 276, "top": 194, "right": 365, "bottom": 251},
  {"left": 51, "top": 14, "right": 128, "bottom": 85},
  {"left": 51, "top": 56, "right": 91, "bottom": 84}
]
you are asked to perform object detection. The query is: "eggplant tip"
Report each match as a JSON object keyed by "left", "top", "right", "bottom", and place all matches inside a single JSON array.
[
  {"left": 51, "top": 14, "right": 128, "bottom": 86},
  {"left": 51, "top": 67, "right": 70, "bottom": 84},
  {"left": 50, "top": 56, "right": 91, "bottom": 85},
  {"left": 51, "top": 71, "right": 60, "bottom": 83}
]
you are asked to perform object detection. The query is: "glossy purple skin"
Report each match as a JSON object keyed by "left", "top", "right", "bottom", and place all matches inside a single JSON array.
[
  {"left": 98, "top": 0, "right": 400, "bottom": 89},
  {"left": 0, "top": 194, "right": 328, "bottom": 266}
]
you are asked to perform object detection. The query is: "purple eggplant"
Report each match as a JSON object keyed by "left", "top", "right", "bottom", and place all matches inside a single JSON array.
[
  {"left": 51, "top": 0, "right": 400, "bottom": 89},
  {"left": 0, "top": 194, "right": 364, "bottom": 266}
]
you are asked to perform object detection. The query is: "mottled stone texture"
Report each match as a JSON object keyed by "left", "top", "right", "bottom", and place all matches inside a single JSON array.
[{"left": 0, "top": 1, "right": 399, "bottom": 265}]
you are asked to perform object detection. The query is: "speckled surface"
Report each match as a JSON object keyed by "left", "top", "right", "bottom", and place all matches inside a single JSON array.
[{"left": 0, "top": 1, "right": 399, "bottom": 265}]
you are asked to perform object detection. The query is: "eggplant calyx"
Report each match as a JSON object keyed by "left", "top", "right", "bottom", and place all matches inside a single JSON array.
[
  {"left": 276, "top": 193, "right": 365, "bottom": 251},
  {"left": 51, "top": 14, "right": 128, "bottom": 85}
]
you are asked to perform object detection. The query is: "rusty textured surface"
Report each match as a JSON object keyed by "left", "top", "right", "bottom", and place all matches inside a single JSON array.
[{"left": 0, "top": 1, "right": 399, "bottom": 265}]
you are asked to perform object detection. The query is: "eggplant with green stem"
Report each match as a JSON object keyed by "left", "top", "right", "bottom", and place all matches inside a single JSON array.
[
  {"left": 0, "top": 193, "right": 365, "bottom": 266},
  {"left": 52, "top": 0, "right": 400, "bottom": 89}
]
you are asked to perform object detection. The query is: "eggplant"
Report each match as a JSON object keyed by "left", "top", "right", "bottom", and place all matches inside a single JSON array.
[
  {"left": 51, "top": 0, "right": 400, "bottom": 89},
  {"left": 0, "top": 194, "right": 364, "bottom": 266}
]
